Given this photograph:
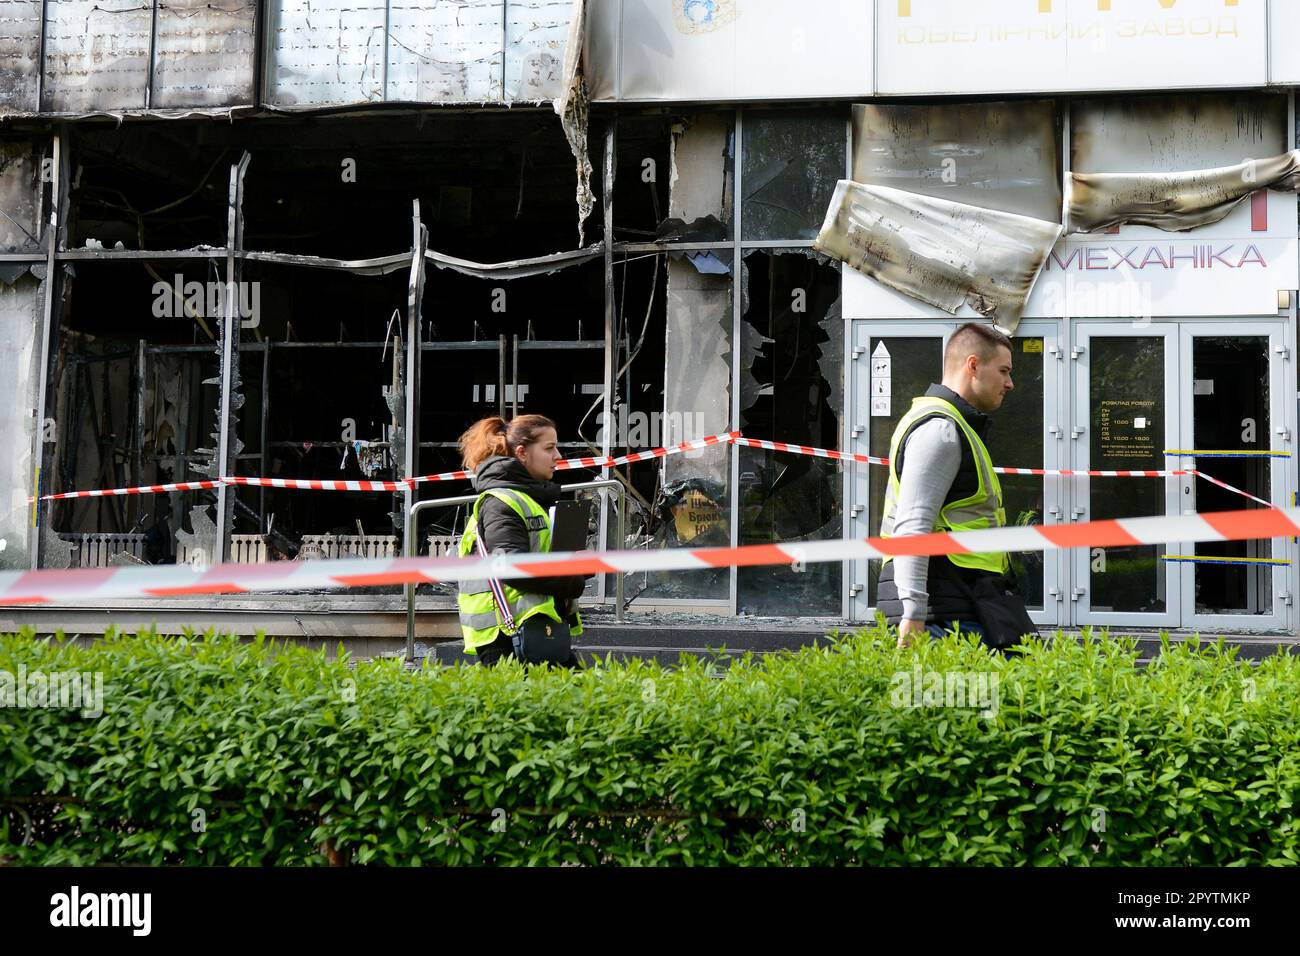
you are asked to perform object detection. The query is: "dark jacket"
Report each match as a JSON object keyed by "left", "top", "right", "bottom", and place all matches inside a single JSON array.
[
  {"left": 470, "top": 456, "right": 586, "bottom": 601},
  {"left": 876, "top": 384, "right": 1001, "bottom": 624}
]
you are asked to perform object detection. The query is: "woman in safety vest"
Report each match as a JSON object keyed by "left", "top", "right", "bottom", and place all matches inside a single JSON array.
[{"left": 456, "top": 414, "right": 589, "bottom": 667}]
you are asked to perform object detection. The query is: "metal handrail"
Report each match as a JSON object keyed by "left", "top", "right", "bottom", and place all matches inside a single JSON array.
[{"left": 405, "top": 478, "right": 626, "bottom": 661}]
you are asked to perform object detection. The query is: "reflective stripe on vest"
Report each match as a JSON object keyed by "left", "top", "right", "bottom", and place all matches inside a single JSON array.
[
  {"left": 455, "top": 488, "right": 584, "bottom": 652},
  {"left": 880, "top": 396, "right": 1009, "bottom": 575}
]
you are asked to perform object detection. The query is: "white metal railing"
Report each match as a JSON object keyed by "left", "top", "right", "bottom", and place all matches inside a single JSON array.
[
  {"left": 57, "top": 532, "right": 147, "bottom": 568},
  {"left": 405, "top": 480, "right": 627, "bottom": 661}
]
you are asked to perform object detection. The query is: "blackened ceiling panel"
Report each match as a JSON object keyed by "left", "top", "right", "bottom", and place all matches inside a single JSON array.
[
  {"left": 266, "top": 0, "right": 386, "bottom": 108},
  {"left": 152, "top": 0, "right": 257, "bottom": 109},
  {"left": 506, "top": 0, "right": 576, "bottom": 103},
  {"left": 42, "top": 0, "right": 153, "bottom": 112},
  {"left": 1071, "top": 93, "right": 1288, "bottom": 175},
  {"left": 267, "top": 0, "right": 579, "bottom": 107},
  {"left": 0, "top": 0, "right": 41, "bottom": 112},
  {"left": 852, "top": 101, "right": 1063, "bottom": 224},
  {"left": 385, "top": 0, "right": 504, "bottom": 104}
]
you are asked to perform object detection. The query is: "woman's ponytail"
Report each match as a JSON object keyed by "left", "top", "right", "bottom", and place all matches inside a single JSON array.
[
  {"left": 458, "top": 413, "right": 558, "bottom": 472},
  {"left": 458, "top": 416, "right": 510, "bottom": 472}
]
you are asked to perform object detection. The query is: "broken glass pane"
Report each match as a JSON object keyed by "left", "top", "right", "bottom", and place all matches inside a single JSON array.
[
  {"left": 742, "top": 108, "right": 845, "bottom": 241},
  {"left": 737, "top": 251, "right": 843, "bottom": 615},
  {"left": 635, "top": 257, "right": 732, "bottom": 602}
]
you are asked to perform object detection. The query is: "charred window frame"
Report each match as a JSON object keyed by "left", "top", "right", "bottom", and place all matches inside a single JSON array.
[
  {"left": 734, "top": 106, "right": 848, "bottom": 616},
  {"left": 620, "top": 105, "right": 849, "bottom": 612}
]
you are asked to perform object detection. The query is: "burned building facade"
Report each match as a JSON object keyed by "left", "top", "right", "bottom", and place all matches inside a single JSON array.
[{"left": 1, "top": 0, "right": 1298, "bottom": 637}]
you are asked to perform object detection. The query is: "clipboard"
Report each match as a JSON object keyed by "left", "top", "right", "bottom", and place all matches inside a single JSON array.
[{"left": 548, "top": 499, "right": 592, "bottom": 553}]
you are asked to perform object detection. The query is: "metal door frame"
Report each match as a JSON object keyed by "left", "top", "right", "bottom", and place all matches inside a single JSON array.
[
  {"left": 1069, "top": 322, "right": 1181, "bottom": 629},
  {"left": 847, "top": 319, "right": 1064, "bottom": 627},
  {"left": 1176, "top": 320, "right": 1294, "bottom": 633}
]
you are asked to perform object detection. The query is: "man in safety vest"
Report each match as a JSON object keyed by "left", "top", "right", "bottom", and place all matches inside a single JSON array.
[{"left": 876, "top": 322, "right": 1030, "bottom": 650}]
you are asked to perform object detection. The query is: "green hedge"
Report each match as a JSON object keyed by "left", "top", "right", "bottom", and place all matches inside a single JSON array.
[{"left": 1, "top": 627, "right": 1297, "bottom": 866}]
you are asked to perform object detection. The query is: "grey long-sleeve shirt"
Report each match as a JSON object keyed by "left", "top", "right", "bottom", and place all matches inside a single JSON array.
[{"left": 890, "top": 417, "right": 962, "bottom": 622}]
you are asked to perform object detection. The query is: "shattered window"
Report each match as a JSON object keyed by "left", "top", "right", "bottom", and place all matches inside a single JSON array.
[
  {"left": 737, "top": 251, "right": 843, "bottom": 615},
  {"left": 742, "top": 108, "right": 845, "bottom": 242},
  {"left": 613, "top": 116, "right": 673, "bottom": 239},
  {"left": 659, "top": 112, "right": 734, "bottom": 243},
  {"left": 634, "top": 257, "right": 732, "bottom": 602}
]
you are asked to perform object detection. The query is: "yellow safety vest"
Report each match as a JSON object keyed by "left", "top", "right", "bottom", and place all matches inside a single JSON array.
[
  {"left": 880, "top": 396, "right": 1009, "bottom": 575},
  {"left": 456, "top": 488, "right": 583, "bottom": 653}
]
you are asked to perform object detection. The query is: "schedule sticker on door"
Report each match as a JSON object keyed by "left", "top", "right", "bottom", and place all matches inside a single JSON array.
[{"left": 871, "top": 341, "right": 891, "bottom": 417}]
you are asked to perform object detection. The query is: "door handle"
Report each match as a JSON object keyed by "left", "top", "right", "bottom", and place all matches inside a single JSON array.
[
  {"left": 1071, "top": 507, "right": 1087, "bottom": 521},
  {"left": 852, "top": 426, "right": 864, "bottom": 437},
  {"left": 1048, "top": 425, "right": 1062, "bottom": 439},
  {"left": 1071, "top": 587, "right": 1086, "bottom": 602},
  {"left": 1071, "top": 426, "right": 1085, "bottom": 439}
]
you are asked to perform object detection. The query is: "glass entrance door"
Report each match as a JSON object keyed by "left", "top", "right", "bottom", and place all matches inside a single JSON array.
[
  {"left": 1071, "top": 325, "right": 1180, "bottom": 629},
  {"left": 848, "top": 321, "right": 1062, "bottom": 627},
  {"left": 1177, "top": 325, "right": 1292, "bottom": 631}
]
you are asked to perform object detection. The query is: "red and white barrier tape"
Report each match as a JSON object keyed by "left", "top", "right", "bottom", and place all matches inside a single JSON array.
[
  {"left": 36, "top": 433, "right": 740, "bottom": 500},
  {"left": 1186, "top": 470, "right": 1274, "bottom": 509},
  {"left": 222, "top": 476, "right": 410, "bottom": 492},
  {"left": 38, "top": 480, "right": 224, "bottom": 501},
  {"left": 405, "top": 470, "right": 473, "bottom": 485},
  {"left": 556, "top": 431, "right": 740, "bottom": 470},
  {"left": 32, "top": 431, "right": 1274, "bottom": 508},
  {"left": 2, "top": 504, "right": 1296, "bottom": 605},
  {"left": 731, "top": 436, "right": 889, "bottom": 466},
  {"left": 734, "top": 437, "right": 1271, "bottom": 506}
]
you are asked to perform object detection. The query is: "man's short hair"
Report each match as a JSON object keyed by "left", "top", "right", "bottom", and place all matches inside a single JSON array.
[{"left": 945, "top": 322, "right": 1013, "bottom": 373}]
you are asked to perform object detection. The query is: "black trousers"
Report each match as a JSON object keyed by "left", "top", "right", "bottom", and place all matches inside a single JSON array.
[{"left": 475, "top": 631, "right": 581, "bottom": 669}]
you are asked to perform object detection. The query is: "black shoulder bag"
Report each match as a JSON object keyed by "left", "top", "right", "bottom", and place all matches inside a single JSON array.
[{"left": 956, "top": 567, "right": 1038, "bottom": 650}]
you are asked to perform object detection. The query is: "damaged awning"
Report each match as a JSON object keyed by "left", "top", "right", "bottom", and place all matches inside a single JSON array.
[
  {"left": 1066, "top": 150, "right": 1300, "bottom": 234},
  {"left": 813, "top": 180, "right": 1062, "bottom": 334}
]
